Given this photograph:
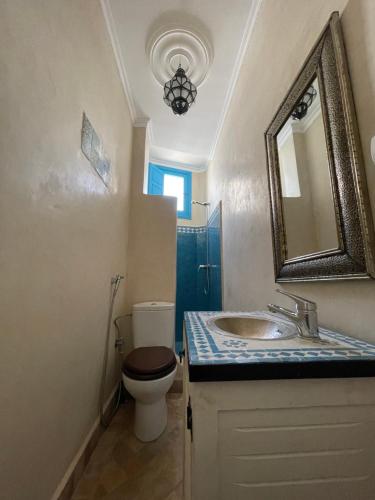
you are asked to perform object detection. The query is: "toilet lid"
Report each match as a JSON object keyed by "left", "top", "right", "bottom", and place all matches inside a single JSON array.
[{"left": 122, "top": 346, "right": 177, "bottom": 381}]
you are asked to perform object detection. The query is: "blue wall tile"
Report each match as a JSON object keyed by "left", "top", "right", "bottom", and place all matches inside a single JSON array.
[
  {"left": 207, "top": 204, "right": 222, "bottom": 311},
  {"left": 175, "top": 203, "right": 222, "bottom": 352}
]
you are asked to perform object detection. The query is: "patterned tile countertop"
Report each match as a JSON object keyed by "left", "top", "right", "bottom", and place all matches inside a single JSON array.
[{"left": 184, "top": 311, "right": 375, "bottom": 381}]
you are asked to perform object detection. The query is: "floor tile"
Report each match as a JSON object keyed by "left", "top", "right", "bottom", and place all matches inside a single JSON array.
[{"left": 72, "top": 395, "right": 183, "bottom": 500}]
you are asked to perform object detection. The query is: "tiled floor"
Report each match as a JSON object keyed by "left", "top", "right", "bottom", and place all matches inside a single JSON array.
[{"left": 72, "top": 394, "right": 183, "bottom": 500}]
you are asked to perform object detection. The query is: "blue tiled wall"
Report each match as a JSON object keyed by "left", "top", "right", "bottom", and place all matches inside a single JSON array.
[
  {"left": 207, "top": 204, "right": 222, "bottom": 311},
  {"left": 175, "top": 203, "right": 222, "bottom": 352},
  {"left": 196, "top": 229, "right": 209, "bottom": 304}
]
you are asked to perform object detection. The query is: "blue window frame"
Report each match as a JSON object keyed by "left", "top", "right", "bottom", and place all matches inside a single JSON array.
[{"left": 148, "top": 163, "right": 192, "bottom": 220}]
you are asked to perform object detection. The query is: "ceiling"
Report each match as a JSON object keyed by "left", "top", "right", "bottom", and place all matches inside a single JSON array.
[{"left": 102, "top": 0, "right": 261, "bottom": 171}]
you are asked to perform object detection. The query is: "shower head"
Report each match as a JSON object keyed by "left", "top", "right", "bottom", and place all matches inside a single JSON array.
[{"left": 192, "top": 200, "right": 210, "bottom": 207}]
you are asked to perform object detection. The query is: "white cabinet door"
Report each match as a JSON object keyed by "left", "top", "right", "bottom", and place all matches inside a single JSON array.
[
  {"left": 183, "top": 332, "right": 192, "bottom": 500},
  {"left": 186, "top": 377, "right": 375, "bottom": 500}
]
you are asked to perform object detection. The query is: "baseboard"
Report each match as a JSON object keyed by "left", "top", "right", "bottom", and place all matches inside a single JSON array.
[{"left": 51, "top": 385, "right": 119, "bottom": 500}]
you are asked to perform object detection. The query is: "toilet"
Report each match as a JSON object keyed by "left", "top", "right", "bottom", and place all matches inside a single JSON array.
[{"left": 122, "top": 301, "right": 177, "bottom": 442}]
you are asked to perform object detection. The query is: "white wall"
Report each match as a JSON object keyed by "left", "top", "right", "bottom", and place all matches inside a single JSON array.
[
  {"left": 126, "top": 127, "right": 177, "bottom": 341},
  {"left": 207, "top": 0, "right": 375, "bottom": 342},
  {"left": 0, "top": 1, "right": 133, "bottom": 498}
]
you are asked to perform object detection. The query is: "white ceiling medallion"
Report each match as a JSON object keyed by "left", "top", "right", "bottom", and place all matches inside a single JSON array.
[{"left": 146, "top": 26, "right": 213, "bottom": 88}]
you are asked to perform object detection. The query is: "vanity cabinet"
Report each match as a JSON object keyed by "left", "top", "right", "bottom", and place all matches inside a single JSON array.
[
  {"left": 183, "top": 350, "right": 375, "bottom": 500},
  {"left": 183, "top": 309, "right": 375, "bottom": 500}
]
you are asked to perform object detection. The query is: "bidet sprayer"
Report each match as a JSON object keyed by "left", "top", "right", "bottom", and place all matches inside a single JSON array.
[
  {"left": 100, "top": 273, "right": 125, "bottom": 428},
  {"left": 111, "top": 274, "right": 124, "bottom": 294},
  {"left": 111, "top": 274, "right": 124, "bottom": 285}
]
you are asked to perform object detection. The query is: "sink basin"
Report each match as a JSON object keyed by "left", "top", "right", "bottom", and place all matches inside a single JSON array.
[{"left": 207, "top": 315, "right": 297, "bottom": 340}]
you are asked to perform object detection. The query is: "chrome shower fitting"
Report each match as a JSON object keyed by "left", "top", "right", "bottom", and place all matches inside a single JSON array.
[
  {"left": 192, "top": 200, "right": 210, "bottom": 206},
  {"left": 198, "top": 264, "right": 210, "bottom": 271}
]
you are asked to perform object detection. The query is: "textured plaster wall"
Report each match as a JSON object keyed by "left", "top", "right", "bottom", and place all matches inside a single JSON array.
[
  {"left": 302, "top": 114, "right": 338, "bottom": 251},
  {"left": 207, "top": 0, "right": 375, "bottom": 342},
  {"left": 282, "top": 132, "right": 318, "bottom": 257},
  {"left": 126, "top": 127, "right": 177, "bottom": 349},
  {"left": 283, "top": 115, "right": 338, "bottom": 258},
  {"left": 0, "top": 1, "right": 133, "bottom": 499}
]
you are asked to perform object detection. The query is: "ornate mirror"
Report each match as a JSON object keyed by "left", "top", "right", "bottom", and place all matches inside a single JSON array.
[{"left": 265, "top": 12, "right": 375, "bottom": 282}]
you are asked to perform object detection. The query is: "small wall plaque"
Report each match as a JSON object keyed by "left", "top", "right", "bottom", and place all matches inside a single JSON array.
[{"left": 81, "top": 113, "right": 111, "bottom": 187}]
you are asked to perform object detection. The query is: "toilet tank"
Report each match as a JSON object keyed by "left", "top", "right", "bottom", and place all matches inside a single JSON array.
[{"left": 132, "top": 302, "right": 175, "bottom": 349}]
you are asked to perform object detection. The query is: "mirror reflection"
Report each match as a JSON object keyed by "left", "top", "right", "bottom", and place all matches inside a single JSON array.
[{"left": 276, "top": 77, "right": 339, "bottom": 259}]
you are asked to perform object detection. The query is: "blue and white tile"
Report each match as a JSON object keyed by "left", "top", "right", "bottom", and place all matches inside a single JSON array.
[
  {"left": 184, "top": 311, "right": 375, "bottom": 366},
  {"left": 177, "top": 226, "right": 206, "bottom": 233}
]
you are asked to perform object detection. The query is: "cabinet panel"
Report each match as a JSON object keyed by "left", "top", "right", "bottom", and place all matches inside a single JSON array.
[
  {"left": 218, "top": 405, "right": 375, "bottom": 500},
  {"left": 183, "top": 334, "right": 192, "bottom": 500}
]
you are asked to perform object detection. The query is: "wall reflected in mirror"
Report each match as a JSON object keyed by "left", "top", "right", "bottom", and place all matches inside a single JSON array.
[{"left": 276, "top": 77, "right": 339, "bottom": 259}]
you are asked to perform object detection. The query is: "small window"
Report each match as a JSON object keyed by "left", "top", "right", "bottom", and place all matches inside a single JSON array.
[{"left": 148, "top": 163, "right": 192, "bottom": 219}]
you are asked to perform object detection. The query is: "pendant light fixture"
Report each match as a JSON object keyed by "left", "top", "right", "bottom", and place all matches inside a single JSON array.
[
  {"left": 292, "top": 85, "right": 317, "bottom": 120},
  {"left": 163, "top": 65, "right": 197, "bottom": 116}
]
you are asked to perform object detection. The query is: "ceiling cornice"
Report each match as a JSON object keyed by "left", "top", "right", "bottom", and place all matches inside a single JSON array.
[
  {"left": 133, "top": 117, "right": 150, "bottom": 127},
  {"left": 149, "top": 144, "right": 208, "bottom": 172},
  {"left": 207, "top": 0, "right": 263, "bottom": 162},
  {"left": 148, "top": 154, "right": 207, "bottom": 173},
  {"left": 101, "top": 0, "right": 141, "bottom": 123}
]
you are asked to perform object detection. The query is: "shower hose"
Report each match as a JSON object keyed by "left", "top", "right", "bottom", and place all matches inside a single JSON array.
[{"left": 99, "top": 274, "right": 124, "bottom": 428}]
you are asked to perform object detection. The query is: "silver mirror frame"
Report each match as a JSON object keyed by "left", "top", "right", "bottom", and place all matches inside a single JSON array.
[{"left": 265, "top": 12, "right": 375, "bottom": 282}]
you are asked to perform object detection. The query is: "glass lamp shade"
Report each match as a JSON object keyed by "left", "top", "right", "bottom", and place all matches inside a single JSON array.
[
  {"left": 292, "top": 85, "right": 317, "bottom": 120},
  {"left": 163, "top": 67, "right": 197, "bottom": 115}
]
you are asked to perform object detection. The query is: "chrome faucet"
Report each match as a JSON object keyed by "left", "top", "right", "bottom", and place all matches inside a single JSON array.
[{"left": 268, "top": 289, "right": 321, "bottom": 341}]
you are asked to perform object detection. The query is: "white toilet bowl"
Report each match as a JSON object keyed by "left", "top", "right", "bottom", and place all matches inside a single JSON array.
[
  {"left": 122, "top": 366, "right": 177, "bottom": 442},
  {"left": 123, "top": 301, "right": 176, "bottom": 442}
]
